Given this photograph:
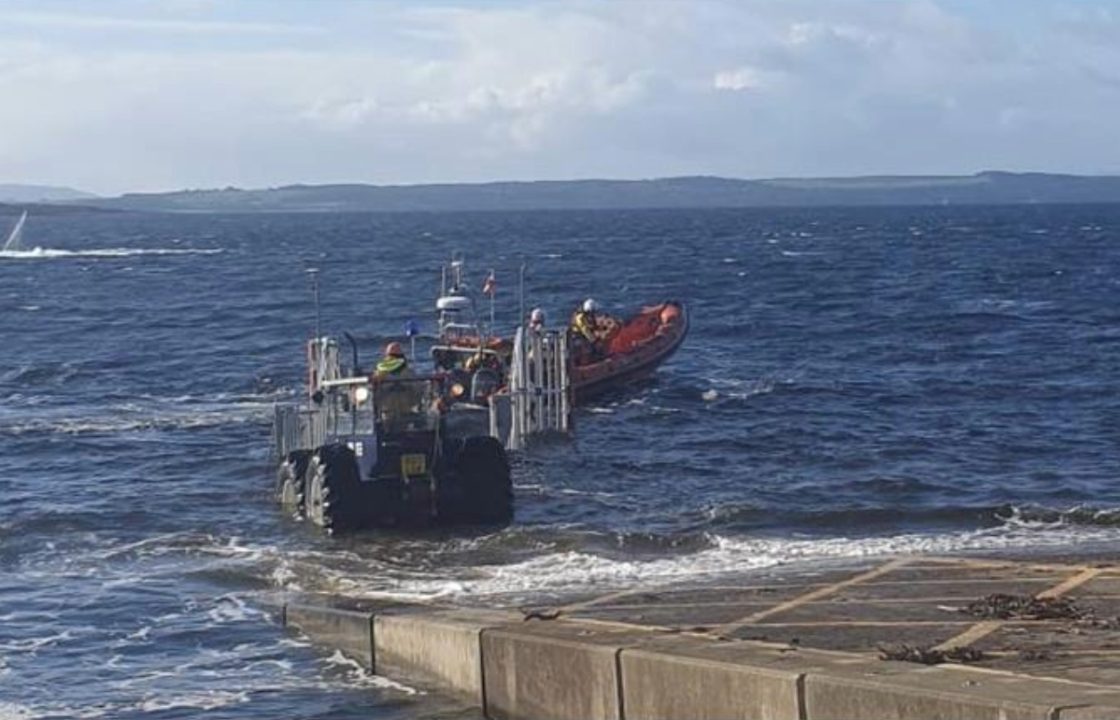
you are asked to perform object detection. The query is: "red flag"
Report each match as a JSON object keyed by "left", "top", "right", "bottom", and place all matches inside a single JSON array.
[{"left": 482, "top": 271, "right": 496, "bottom": 297}]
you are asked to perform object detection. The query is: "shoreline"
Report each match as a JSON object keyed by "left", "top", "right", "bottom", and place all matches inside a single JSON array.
[{"left": 279, "top": 550, "right": 1120, "bottom": 719}]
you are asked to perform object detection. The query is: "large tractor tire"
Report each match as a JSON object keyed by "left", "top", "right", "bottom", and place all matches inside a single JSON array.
[
  {"left": 443, "top": 436, "right": 513, "bottom": 525},
  {"left": 305, "top": 444, "right": 361, "bottom": 533},
  {"left": 276, "top": 450, "right": 313, "bottom": 516}
]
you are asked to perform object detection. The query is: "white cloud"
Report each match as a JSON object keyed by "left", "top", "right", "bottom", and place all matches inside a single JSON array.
[
  {"left": 301, "top": 96, "right": 379, "bottom": 130},
  {"left": 0, "top": 0, "right": 1117, "bottom": 193},
  {"left": 1, "top": 10, "right": 323, "bottom": 35},
  {"left": 713, "top": 67, "right": 772, "bottom": 92}
]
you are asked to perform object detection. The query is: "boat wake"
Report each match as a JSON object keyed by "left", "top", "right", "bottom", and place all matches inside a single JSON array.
[{"left": 0, "top": 247, "right": 223, "bottom": 260}]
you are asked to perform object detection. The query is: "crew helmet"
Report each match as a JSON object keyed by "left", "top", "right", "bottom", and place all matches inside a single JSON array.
[
  {"left": 582, "top": 298, "right": 600, "bottom": 313},
  {"left": 530, "top": 307, "right": 545, "bottom": 325},
  {"left": 384, "top": 341, "right": 405, "bottom": 358}
]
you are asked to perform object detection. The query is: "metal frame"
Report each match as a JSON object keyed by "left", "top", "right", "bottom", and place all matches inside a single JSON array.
[{"left": 506, "top": 326, "right": 571, "bottom": 451}]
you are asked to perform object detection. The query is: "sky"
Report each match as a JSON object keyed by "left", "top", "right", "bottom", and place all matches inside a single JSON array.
[{"left": 0, "top": 0, "right": 1118, "bottom": 195}]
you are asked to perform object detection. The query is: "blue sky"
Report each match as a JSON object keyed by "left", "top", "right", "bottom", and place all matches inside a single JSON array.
[{"left": 0, "top": 0, "right": 1117, "bottom": 194}]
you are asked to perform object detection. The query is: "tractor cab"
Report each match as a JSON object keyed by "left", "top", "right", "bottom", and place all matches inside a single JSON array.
[{"left": 315, "top": 374, "right": 441, "bottom": 484}]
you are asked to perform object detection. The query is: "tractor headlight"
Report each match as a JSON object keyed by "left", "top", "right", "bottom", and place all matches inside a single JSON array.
[
  {"left": 450, "top": 383, "right": 465, "bottom": 398},
  {"left": 354, "top": 386, "right": 371, "bottom": 403}
]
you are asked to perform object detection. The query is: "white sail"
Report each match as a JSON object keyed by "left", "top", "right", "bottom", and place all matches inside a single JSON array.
[{"left": 2, "top": 211, "right": 28, "bottom": 251}]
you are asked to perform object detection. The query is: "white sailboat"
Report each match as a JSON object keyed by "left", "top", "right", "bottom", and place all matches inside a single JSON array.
[{"left": 2, "top": 210, "right": 28, "bottom": 251}]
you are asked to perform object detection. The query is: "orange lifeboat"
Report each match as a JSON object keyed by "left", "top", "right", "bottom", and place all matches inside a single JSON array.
[{"left": 570, "top": 301, "right": 688, "bottom": 402}]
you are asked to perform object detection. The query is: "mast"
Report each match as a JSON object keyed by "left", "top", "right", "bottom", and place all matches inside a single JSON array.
[{"left": 2, "top": 211, "right": 28, "bottom": 252}]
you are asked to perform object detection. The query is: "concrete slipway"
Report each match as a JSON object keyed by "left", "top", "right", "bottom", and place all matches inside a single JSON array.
[{"left": 279, "top": 554, "right": 1120, "bottom": 719}]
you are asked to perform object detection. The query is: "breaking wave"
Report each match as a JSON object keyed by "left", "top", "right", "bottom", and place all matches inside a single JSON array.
[
  {"left": 101, "top": 504, "right": 1110, "bottom": 605},
  {"left": 348, "top": 517, "right": 1120, "bottom": 602}
]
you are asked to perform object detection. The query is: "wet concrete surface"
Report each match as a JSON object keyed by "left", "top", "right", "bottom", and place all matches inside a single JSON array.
[{"left": 536, "top": 554, "right": 1120, "bottom": 687}]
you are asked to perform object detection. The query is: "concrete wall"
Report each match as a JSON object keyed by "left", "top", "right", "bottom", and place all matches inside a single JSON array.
[
  {"left": 284, "top": 604, "right": 375, "bottom": 669},
  {"left": 283, "top": 603, "right": 1120, "bottom": 720},
  {"left": 375, "top": 609, "right": 516, "bottom": 705},
  {"left": 621, "top": 648, "right": 800, "bottom": 720}
]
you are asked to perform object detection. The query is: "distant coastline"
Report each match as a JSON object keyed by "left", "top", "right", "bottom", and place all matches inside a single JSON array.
[{"left": 5, "top": 171, "right": 1120, "bottom": 214}]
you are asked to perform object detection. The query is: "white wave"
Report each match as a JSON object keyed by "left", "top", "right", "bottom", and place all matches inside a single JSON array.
[
  {"left": 343, "top": 520, "right": 1120, "bottom": 602},
  {"left": 0, "top": 703, "right": 35, "bottom": 720},
  {"left": 703, "top": 375, "right": 778, "bottom": 401},
  {"left": 957, "top": 297, "right": 1056, "bottom": 315},
  {"left": 134, "top": 690, "right": 249, "bottom": 712},
  {"left": 555, "top": 487, "right": 620, "bottom": 498},
  {"left": 0, "top": 399, "right": 273, "bottom": 435},
  {"left": 0, "top": 615, "right": 410, "bottom": 718},
  {"left": 244, "top": 658, "right": 294, "bottom": 674},
  {"left": 206, "top": 595, "right": 263, "bottom": 624},
  {"left": 86, "top": 531, "right": 204, "bottom": 561},
  {"left": 271, "top": 558, "right": 300, "bottom": 589},
  {"left": 0, "top": 611, "right": 58, "bottom": 623},
  {"left": 0, "top": 247, "right": 222, "bottom": 260},
  {"left": 4, "top": 704, "right": 109, "bottom": 720},
  {"left": 322, "top": 650, "right": 419, "bottom": 694},
  {"left": 0, "top": 630, "right": 73, "bottom": 654},
  {"left": 513, "top": 483, "right": 618, "bottom": 500}
]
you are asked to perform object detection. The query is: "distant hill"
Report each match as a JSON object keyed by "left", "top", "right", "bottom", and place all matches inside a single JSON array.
[
  {"left": 0, "top": 184, "right": 98, "bottom": 204},
  {"left": 66, "top": 172, "right": 1120, "bottom": 213}
]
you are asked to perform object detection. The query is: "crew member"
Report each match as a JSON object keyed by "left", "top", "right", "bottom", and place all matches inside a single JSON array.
[
  {"left": 375, "top": 342, "right": 411, "bottom": 377},
  {"left": 571, "top": 299, "right": 600, "bottom": 343},
  {"left": 570, "top": 298, "right": 606, "bottom": 363},
  {"left": 374, "top": 341, "right": 419, "bottom": 426},
  {"left": 529, "top": 307, "right": 546, "bottom": 333}
]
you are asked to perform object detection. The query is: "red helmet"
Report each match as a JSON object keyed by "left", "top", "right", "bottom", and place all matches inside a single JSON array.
[{"left": 385, "top": 341, "right": 404, "bottom": 357}]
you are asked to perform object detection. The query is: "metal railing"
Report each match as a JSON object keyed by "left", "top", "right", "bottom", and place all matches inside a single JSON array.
[
  {"left": 275, "top": 331, "right": 572, "bottom": 458},
  {"left": 506, "top": 326, "right": 571, "bottom": 451},
  {"left": 272, "top": 337, "right": 341, "bottom": 460}
]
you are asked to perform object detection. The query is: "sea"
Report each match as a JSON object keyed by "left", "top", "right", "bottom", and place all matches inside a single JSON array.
[{"left": 1, "top": 204, "right": 1119, "bottom": 717}]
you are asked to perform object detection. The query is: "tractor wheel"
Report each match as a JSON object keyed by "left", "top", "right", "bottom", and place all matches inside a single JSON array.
[
  {"left": 453, "top": 436, "right": 513, "bottom": 525},
  {"left": 276, "top": 450, "right": 313, "bottom": 516},
  {"left": 305, "top": 444, "right": 360, "bottom": 533}
]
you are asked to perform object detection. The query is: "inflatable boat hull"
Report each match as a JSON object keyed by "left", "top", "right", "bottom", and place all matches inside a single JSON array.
[{"left": 571, "top": 301, "right": 688, "bottom": 402}]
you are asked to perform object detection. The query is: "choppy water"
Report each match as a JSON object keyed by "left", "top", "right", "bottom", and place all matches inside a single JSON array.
[{"left": 2, "top": 205, "right": 1120, "bottom": 716}]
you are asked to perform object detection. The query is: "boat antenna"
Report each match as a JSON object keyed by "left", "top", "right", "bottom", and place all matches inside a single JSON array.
[
  {"left": 519, "top": 261, "right": 526, "bottom": 327},
  {"left": 306, "top": 267, "right": 321, "bottom": 339},
  {"left": 482, "top": 268, "right": 496, "bottom": 340}
]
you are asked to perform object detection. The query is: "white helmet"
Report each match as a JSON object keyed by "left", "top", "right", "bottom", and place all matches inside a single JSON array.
[
  {"left": 529, "top": 307, "right": 545, "bottom": 324},
  {"left": 582, "top": 298, "right": 599, "bottom": 313}
]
